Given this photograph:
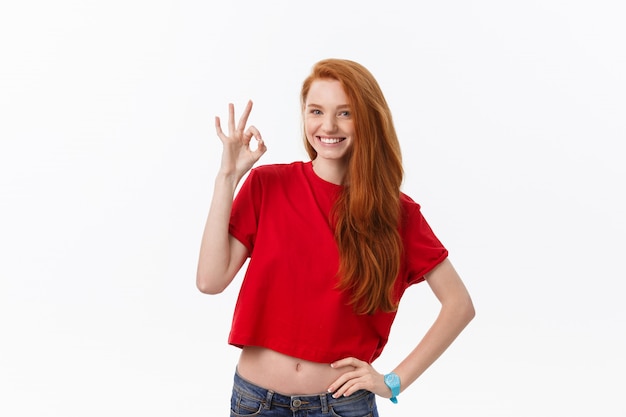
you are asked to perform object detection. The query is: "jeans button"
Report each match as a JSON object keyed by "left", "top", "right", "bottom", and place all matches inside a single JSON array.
[{"left": 292, "top": 399, "right": 302, "bottom": 407}]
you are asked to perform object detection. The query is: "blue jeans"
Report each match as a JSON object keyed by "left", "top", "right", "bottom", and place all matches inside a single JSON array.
[{"left": 230, "top": 370, "right": 379, "bottom": 417}]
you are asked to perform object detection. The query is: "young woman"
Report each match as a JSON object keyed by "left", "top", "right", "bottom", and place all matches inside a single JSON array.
[{"left": 197, "top": 58, "right": 475, "bottom": 416}]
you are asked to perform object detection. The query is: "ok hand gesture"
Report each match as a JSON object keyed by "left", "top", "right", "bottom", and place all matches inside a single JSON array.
[{"left": 215, "top": 100, "right": 267, "bottom": 181}]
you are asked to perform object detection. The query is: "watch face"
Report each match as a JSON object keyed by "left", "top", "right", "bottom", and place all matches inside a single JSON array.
[
  {"left": 385, "top": 373, "right": 400, "bottom": 388},
  {"left": 385, "top": 373, "right": 400, "bottom": 386}
]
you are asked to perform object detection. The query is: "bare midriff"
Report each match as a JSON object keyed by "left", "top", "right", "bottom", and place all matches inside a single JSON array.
[{"left": 237, "top": 346, "right": 356, "bottom": 395}]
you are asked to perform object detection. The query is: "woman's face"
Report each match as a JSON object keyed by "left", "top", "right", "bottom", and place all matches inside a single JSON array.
[{"left": 304, "top": 79, "right": 355, "bottom": 165}]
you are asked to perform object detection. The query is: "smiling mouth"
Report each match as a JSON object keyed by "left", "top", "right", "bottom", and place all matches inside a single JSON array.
[{"left": 318, "top": 136, "right": 346, "bottom": 144}]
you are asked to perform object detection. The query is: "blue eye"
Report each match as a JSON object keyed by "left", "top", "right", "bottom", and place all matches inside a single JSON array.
[{"left": 311, "top": 109, "right": 322, "bottom": 115}]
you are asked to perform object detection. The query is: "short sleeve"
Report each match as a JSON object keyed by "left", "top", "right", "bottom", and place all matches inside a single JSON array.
[
  {"left": 401, "top": 198, "right": 449, "bottom": 285},
  {"left": 229, "top": 169, "right": 262, "bottom": 255}
]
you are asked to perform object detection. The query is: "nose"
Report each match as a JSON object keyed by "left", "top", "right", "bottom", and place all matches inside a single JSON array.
[{"left": 321, "top": 115, "right": 337, "bottom": 132}]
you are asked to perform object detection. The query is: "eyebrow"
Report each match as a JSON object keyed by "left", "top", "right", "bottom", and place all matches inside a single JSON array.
[{"left": 306, "top": 103, "right": 351, "bottom": 110}]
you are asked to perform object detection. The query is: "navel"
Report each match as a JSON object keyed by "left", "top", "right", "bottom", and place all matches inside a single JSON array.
[{"left": 295, "top": 362, "right": 302, "bottom": 372}]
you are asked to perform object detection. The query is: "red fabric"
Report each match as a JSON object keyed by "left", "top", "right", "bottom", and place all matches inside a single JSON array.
[{"left": 228, "top": 161, "right": 448, "bottom": 364}]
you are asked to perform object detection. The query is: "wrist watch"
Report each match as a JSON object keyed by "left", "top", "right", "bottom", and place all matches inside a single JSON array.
[{"left": 383, "top": 372, "right": 401, "bottom": 404}]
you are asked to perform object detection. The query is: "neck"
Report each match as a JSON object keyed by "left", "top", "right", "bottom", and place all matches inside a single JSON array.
[{"left": 311, "top": 158, "right": 348, "bottom": 185}]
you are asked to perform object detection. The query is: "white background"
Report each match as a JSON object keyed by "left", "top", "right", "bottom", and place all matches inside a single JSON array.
[{"left": 1, "top": 1, "right": 625, "bottom": 416}]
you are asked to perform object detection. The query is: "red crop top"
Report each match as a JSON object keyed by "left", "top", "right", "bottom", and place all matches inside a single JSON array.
[{"left": 228, "top": 161, "right": 448, "bottom": 363}]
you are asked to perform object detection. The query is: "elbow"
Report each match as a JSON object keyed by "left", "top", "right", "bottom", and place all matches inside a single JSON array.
[
  {"left": 444, "top": 293, "right": 475, "bottom": 327},
  {"left": 461, "top": 295, "right": 476, "bottom": 325},
  {"left": 196, "top": 282, "right": 224, "bottom": 295},
  {"left": 196, "top": 272, "right": 227, "bottom": 295}
]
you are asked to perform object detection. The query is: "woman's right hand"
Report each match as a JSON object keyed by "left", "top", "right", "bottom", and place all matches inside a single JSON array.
[{"left": 215, "top": 100, "right": 267, "bottom": 180}]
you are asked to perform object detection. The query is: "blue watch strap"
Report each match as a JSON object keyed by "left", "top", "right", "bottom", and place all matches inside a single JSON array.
[{"left": 384, "top": 372, "right": 401, "bottom": 404}]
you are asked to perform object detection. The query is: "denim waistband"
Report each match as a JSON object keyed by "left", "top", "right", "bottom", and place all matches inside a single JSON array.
[{"left": 233, "top": 370, "right": 373, "bottom": 412}]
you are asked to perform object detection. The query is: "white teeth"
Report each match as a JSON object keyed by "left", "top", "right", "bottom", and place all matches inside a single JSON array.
[{"left": 320, "top": 137, "right": 344, "bottom": 144}]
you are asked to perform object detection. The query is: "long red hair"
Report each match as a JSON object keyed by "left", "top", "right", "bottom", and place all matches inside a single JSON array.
[{"left": 301, "top": 59, "right": 404, "bottom": 314}]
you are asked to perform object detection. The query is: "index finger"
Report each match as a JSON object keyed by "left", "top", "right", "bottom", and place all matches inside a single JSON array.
[{"left": 330, "top": 357, "right": 361, "bottom": 369}]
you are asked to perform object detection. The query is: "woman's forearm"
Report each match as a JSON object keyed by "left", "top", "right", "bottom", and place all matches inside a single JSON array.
[
  {"left": 393, "top": 291, "right": 475, "bottom": 392},
  {"left": 196, "top": 172, "right": 246, "bottom": 294}
]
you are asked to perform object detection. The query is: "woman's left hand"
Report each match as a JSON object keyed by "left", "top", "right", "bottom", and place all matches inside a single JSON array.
[{"left": 327, "top": 357, "right": 391, "bottom": 399}]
